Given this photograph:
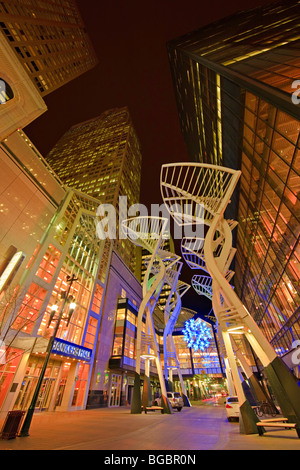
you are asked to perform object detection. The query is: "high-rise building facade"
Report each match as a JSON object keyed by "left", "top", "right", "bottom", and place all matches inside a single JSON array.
[
  {"left": 0, "top": 30, "right": 47, "bottom": 141},
  {"left": 0, "top": 128, "right": 107, "bottom": 420},
  {"left": 45, "top": 107, "right": 142, "bottom": 276},
  {"left": 0, "top": 0, "right": 98, "bottom": 96},
  {"left": 167, "top": 0, "right": 300, "bottom": 372}
]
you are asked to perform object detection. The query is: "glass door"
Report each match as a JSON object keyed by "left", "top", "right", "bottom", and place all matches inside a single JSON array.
[
  {"left": 110, "top": 374, "right": 122, "bottom": 406},
  {"left": 14, "top": 376, "right": 37, "bottom": 410},
  {"left": 35, "top": 378, "right": 56, "bottom": 411}
]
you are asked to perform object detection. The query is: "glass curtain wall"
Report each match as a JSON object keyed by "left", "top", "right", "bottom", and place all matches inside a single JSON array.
[{"left": 235, "top": 91, "right": 300, "bottom": 354}]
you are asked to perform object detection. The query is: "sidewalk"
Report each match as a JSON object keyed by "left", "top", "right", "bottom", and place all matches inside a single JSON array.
[{"left": 0, "top": 404, "right": 299, "bottom": 451}]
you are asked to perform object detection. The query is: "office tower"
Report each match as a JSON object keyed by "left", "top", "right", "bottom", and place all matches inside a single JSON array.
[
  {"left": 0, "top": 29, "right": 47, "bottom": 141},
  {"left": 45, "top": 107, "right": 142, "bottom": 276},
  {"left": 167, "top": 0, "right": 300, "bottom": 370},
  {"left": 0, "top": 0, "right": 98, "bottom": 96}
]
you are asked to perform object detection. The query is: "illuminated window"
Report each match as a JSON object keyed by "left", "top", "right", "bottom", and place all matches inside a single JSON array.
[
  {"left": 91, "top": 284, "right": 103, "bottom": 315},
  {"left": 36, "top": 244, "right": 61, "bottom": 283},
  {"left": 12, "top": 283, "right": 47, "bottom": 334},
  {"left": 121, "top": 288, "right": 126, "bottom": 298}
]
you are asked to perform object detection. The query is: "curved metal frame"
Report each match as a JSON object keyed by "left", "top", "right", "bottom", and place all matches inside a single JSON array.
[
  {"left": 163, "top": 260, "right": 191, "bottom": 406},
  {"left": 122, "top": 216, "right": 183, "bottom": 414}
]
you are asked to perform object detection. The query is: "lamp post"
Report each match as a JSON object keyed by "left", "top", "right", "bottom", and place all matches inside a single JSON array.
[{"left": 19, "top": 274, "right": 77, "bottom": 437}]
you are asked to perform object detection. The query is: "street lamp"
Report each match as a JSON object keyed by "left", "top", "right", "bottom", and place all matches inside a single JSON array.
[
  {"left": 19, "top": 274, "right": 77, "bottom": 437},
  {"left": 67, "top": 302, "right": 76, "bottom": 326}
]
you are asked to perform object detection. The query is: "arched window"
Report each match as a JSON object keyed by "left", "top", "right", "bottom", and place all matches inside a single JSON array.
[{"left": 0, "top": 79, "right": 14, "bottom": 104}]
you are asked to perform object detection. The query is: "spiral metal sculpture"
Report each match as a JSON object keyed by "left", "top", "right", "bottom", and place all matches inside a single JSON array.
[
  {"left": 162, "top": 259, "right": 191, "bottom": 406},
  {"left": 122, "top": 216, "right": 179, "bottom": 413}
]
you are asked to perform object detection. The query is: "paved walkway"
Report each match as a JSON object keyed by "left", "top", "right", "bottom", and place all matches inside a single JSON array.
[{"left": 0, "top": 403, "right": 299, "bottom": 451}]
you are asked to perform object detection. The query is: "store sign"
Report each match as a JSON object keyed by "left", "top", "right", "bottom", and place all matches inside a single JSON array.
[{"left": 52, "top": 338, "right": 92, "bottom": 362}]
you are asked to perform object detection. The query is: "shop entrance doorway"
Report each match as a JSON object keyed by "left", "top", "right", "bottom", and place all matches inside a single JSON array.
[
  {"left": 14, "top": 376, "right": 56, "bottom": 412},
  {"left": 35, "top": 378, "right": 56, "bottom": 411},
  {"left": 109, "top": 374, "right": 122, "bottom": 407},
  {"left": 13, "top": 356, "right": 61, "bottom": 413}
]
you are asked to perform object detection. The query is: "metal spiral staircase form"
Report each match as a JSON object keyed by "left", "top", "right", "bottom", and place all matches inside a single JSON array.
[
  {"left": 162, "top": 259, "right": 191, "bottom": 407},
  {"left": 182, "top": 234, "right": 237, "bottom": 404},
  {"left": 161, "top": 162, "right": 300, "bottom": 434}
]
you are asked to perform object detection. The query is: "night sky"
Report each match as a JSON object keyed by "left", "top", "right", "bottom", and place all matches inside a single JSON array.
[{"left": 25, "top": 0, "right": 272, "bottom": 316}]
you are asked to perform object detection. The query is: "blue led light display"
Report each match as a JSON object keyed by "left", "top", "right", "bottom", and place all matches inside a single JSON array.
[{"left": 182, "top": 318, "right": 212, "bottom": 352}]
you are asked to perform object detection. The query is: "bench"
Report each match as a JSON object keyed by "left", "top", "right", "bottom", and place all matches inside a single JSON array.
[
  {"left": 260, "top": 418, "right": 289, "bottom": 423},
  {"left": 143, "top": 406, "right": 164, "bottom": 414},
  {"left": 256, "top": 419, "right": 300, "bottom": 438}
]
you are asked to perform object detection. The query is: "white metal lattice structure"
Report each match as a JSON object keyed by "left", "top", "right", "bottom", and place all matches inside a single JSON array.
[
  {"left": 181, "top": 237, "right": 206, "bottom": 271},
  {"left": 161, "top": 162, "right": 300, "bottom": 433},
  {"left": 160, "top": 163, "right": 254, "bottom": 422},
  {"left": 160, "top": 163, "right": 238, "bottom": 226}
]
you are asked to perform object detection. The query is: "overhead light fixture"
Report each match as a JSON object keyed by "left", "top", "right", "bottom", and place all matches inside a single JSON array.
[{"left": 228, "top": 326, "right": 244, "bottom": 334}]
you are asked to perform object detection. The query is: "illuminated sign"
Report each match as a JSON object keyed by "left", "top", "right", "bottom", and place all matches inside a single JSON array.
[{"left": 52, "top": 338, "right": 92, "bottom": 362}]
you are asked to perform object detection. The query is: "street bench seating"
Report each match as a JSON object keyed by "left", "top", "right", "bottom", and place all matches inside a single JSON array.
[
  {"left": 143, "top": 406, "right": 164, "bottom": 414},
  {"left": 256, "top": 418, "right": 300, "bottom": 438}
]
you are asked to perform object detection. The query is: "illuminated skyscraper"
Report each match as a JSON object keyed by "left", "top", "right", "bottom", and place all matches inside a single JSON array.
[
  {"left": 168, "top": 0, "right": 300, "bottom": 372},
  {"left": 0, "top": 0, "right": 98, "bottom": 96},
  {"left": 45, "top": 107, "right": 142, "bottom": 276}
]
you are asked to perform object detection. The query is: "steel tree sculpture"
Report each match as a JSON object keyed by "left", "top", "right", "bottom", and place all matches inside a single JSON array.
[
  {"left": 162, "top": 258, "right": 190, "bottom": 405},
  {"left": 122, "top": 216, "right": 179, "bottom": 414}
]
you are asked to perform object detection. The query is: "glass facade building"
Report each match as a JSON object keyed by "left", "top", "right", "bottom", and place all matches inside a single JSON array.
[
  {"left": 0, "top": 0, "right": 98, "bottom": 96},
  {"left": 167, "top": 0, "right": 300, "bottom": 370},
  {"left": 45, "top": 107, "right": 142, "bottom": 277}
]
